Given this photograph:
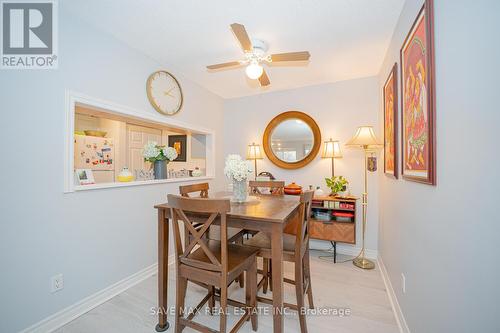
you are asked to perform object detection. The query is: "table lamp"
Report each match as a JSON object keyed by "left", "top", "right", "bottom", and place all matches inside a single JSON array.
[
  {"left": 322, "top": 138, "right": 342, "bottom": 177},
  {"left": 246, "top": 142, "right": 263, "bottom": 179},
  {"left": 346, "top": 126, "right": 382, "bottom": 270}
]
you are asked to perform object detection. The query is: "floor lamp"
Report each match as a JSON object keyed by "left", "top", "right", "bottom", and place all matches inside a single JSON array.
[
  {"left": 322, "top": 138, "right": 342, "bottom": 178},
  {"left": 246, "top": 142, "right": 263, "bottom": 179},
  {"left": 346, "top": 126, "right": 382, "bottom": 270}
]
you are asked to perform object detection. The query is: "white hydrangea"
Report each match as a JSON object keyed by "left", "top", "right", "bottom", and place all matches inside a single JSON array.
[
  {"left": 143, "top": 141, "right": 160, "bottom": 159},
  {"left": 224, "top": 154, "right": 252, "bottom": 181},
  {"left": 163, "top": 146, "right": 178, "bottom": 161}
]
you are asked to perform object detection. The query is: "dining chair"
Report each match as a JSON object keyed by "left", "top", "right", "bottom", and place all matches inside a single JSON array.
[
  {"left": 243, "top": 190, "right": 315, "bottom": 333},
  {"left": 168, "top": 194, "right": 258, "bottom": 333},
  {"left": 180, "top": 182, "right": 248, "bottom": 288},
  {"left": 247, "top": 180, "right": 286, "bottom": 289},
  {"left": 249, "top": 180, "right": 285, "bottom": 195}
]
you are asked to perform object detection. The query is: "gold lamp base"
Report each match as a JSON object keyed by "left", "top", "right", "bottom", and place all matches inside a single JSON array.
[{"left": 353, "top": 257, "right": 375, "bottom": 270}]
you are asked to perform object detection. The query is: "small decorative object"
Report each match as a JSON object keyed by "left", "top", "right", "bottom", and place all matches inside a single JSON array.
[
  {"left": 325, "top": 176, "right": 349, "bottom": 196},
  {"left": 224, "top": 154, "right": 252, "bottom": 203},
  {"left": 367, "top": 154, "right": 377, "bottom": 171},
  {"left": 168, "top": 135, "right": 187, "bottom": 162},
  {"left": 75, "top": 169, "right": 95, "bottom": 185},
  {"left": 146, "top": 70, "right": 183, "bottom": 115},
  {"left": 284, "top": 182, "right": 302, "bottom": 195},
  {"left": 314, "top": 186, "right": 324, "bottom": 196},
  {"left": 143, "top": 141, "right": 178, "bottom": 180},
  {"left": 191, "top": 167, "right": 203, "bottom": 177},
  {"left": 135, "top": 169, "right": 154, "bottom": 181},
  {"left": 117, "top": 167, "right": 134, "bottom": 182},
  {"left": 321, "top": 138, "right": 342, "bottom": 177},
  {"left": 83, "top": 130, "right": 107, "bottom": 137},
  {"left": 401, "top": 0, "right": 436, "bottom": 185},
  {"left": 246, "top": 142, "right": 264, "bottom": 179},
  {"left": 383, "top": 63, "right": 398, "bottom": 178},
  {"left": 257, "top": 171, "right": 276, "bottom": 180}
]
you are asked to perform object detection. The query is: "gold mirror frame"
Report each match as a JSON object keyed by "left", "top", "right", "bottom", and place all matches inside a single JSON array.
[{"left": 263, "top": 111, "right": 322, "bottom": 169}]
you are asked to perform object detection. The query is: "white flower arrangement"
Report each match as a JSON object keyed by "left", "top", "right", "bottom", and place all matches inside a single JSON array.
[
  {"left": 143, "top": 141, "right": 178, "bottom": 163},
  {"left": 224, "top": 154, "right": 252, "bottom": 181}
]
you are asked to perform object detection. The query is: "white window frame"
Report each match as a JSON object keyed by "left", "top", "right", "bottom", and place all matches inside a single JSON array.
[{"left": 64, "top": 91, "right": 216, "bottom": 193}]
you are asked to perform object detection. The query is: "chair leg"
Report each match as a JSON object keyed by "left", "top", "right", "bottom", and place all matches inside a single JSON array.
[
  {"left": 175, "top": 276, "right": 188, "bottom": 333},
  {"left": 246, "top": 261, "right": 258, "bottom": 331},
  {"left": 295, "top": 259, "right": 307, "bottom": 333},
  {"left": 220, "top": 284, "right": 228, "bottom": 333},
  {"left": 238, "top": 273, "right": 245, "bottom": 288},
  {"left": 208, "top": 285, "right": 215, "bottom": 315},
  {"left": 268, "top": 259, "right": 273, "bottom": 292},
  {"left": 304, "top": 247, "right": 314, "bottom": 309},
  {"left": 262, "top": 258, "right": 269, "bottom": 294},
  {"left": 236, "top": 236, "right": 245, "bottom": 288}
]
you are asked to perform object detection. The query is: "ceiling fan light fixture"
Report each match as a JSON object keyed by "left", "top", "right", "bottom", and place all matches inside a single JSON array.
[{"left": 245, "top": 62, "right": 263, "bottom": 79}]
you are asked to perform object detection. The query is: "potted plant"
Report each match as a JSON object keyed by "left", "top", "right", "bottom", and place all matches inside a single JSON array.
[
  {"left": 325, "top": 176, "right": 349, "bottom": 197},
  {"left": 143, "top": 141, "right": 178, "bottom": 179},
  {"left": 224, "top": 154, "right": 252, "bottom": 203}
]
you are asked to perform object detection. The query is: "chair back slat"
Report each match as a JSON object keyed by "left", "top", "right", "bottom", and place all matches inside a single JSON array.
[
  {"left": 168, "top": 194, "right": 230, "bottom": 272},
  {"left": 295, "top": 190, "right": 314, "bottom": 253},
  {"left": 179, "top": 182, "right": 209, "bottom": 198},
  {"left": 249, "top": 180, "right": 285, "bottom": 195}
]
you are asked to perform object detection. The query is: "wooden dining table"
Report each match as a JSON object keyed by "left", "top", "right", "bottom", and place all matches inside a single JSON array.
[{"left": 154, "top": 192, "right": 301, "bottom": 333}]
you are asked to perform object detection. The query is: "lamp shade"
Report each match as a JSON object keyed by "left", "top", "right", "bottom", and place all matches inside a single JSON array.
[
  {"left": 246, "top": 142, "right": 263, "bottom": 160},
  {"left": 345, "top": 126, "right": 382, "bottom": 149},
  {"left": 322, "top": 139, "right": 342, "bottom": 158}
]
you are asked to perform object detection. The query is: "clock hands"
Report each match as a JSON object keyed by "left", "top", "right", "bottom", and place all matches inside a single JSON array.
[{"left": 163, "top": 87, "right": 176, "bottom": 98}]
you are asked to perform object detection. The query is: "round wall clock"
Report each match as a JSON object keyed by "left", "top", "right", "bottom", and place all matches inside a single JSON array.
[{"left": 146, "top": 70, "right": 183, "bottom": 115}]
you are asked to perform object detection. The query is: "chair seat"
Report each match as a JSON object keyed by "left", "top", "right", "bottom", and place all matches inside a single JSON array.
[
  {"left": 243, "top": 232, "right": 297, "bottom": 253},
  {"left": 209, "top": 226, "right": 245, "bottom": 241},
  {"left": 187, "top": 240, "right": 259, "bottom": 273}
]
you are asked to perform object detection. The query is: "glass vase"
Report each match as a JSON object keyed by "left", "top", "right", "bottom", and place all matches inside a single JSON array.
[{"left": 232, "top": 179, "right": 248, "bottom": 203}]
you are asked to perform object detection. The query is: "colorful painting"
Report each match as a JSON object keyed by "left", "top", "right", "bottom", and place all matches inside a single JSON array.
[
  {"left": 400, "top": 0, "right": 436, "bottom": 185},
  {"left": 384, "top": 63, "right": 398, "bottom": 178},
  {"left": 168, "top": 135, "right": 187, "bottom": 162}
]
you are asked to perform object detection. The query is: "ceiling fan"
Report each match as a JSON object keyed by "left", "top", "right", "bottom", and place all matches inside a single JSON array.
[{"left": 206, "top": 23, "right": 310, "bottom": 87}]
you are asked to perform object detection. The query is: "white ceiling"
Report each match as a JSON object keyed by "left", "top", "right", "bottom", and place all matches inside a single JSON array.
[{"left": 64, "top": 0, "right": 405, "bottom": 99}]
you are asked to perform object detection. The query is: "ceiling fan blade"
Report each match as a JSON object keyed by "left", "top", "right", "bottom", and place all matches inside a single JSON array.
[
  {"left": 230, "top": 23, "right": 253, "bottom": 52},
  {"left": 206, "top": 61, "right": 242, "bottom": 70},
  {"left": 259, "top": 69, "right": 270, "bottom": 87},
  {"left": 270, "top": 51, "right": 310, "bottom": 62}
]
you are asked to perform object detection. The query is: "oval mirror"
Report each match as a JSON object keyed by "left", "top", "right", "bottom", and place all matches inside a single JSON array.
[{"left": 263, "top": 111, "right": 321, "bottom": 169}]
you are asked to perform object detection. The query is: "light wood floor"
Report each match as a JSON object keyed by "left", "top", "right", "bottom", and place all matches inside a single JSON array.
[{"left": 55, "top": 252, "right": 398, "bottom": 333}]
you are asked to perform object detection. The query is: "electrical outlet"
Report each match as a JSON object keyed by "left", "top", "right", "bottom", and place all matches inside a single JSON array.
[
  {"left": 401, "top": 273, "right": 406, "bottom": 294},
  {"left": 51, "top": 274, "right": 64, "bottom": 293}
]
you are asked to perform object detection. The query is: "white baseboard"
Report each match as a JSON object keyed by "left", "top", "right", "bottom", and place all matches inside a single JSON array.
[
  {"left": 377, "top": 256, "right": 411, "bottom": 333},
  {"left": 309, "top": 239, "right": 378, "bottom": 259},
  {"left": 20, "top": 256, "right": 174, "bottom": 333}
]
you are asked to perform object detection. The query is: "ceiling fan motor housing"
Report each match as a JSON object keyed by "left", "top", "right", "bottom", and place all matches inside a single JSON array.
[{"left": 250, "top": 39, "right": 268, "bottom": 56}]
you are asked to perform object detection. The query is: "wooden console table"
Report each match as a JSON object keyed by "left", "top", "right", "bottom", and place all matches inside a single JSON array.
[{"left": 286, "top": 195, "right": 358, "bottom": 262}]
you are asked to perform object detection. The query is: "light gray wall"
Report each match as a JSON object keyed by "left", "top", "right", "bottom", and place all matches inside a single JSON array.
[
  {"left": 0, "top": 4, "right": 225, "bottom": 332},
  {"left": 377, "top": 0, "right": 500, "bottom": 332},
  {"left": 224, "top": 77, "right": 380, "bottom": 253}
]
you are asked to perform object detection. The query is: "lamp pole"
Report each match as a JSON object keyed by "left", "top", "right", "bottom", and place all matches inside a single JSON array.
[
  {"left": 353, "top": 146, "right": 375, "bottom": 270},
  {"left": 331, "top": 156, "right": 335, "bottom": 178},
  {"left": 254, "top": 158, "right": 258, "bottom": 179}
]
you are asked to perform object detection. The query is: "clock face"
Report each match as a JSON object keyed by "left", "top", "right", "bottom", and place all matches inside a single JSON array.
[{"left": 147, "top": 71, "right": 183, "bottom": 115}]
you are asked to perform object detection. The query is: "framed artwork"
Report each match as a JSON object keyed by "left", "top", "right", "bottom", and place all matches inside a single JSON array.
[
  {"left": 75, "top": 169, "right": 95, "bottom": 185},
  {"left": 383, "top": 63, "right": 398, "bottom": 178},
  {"left": 168, "top": 135, "right": 187, "bottom": 162},
  {"left": 400, "top": 0, "right": 436, "bottom": 185}
]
